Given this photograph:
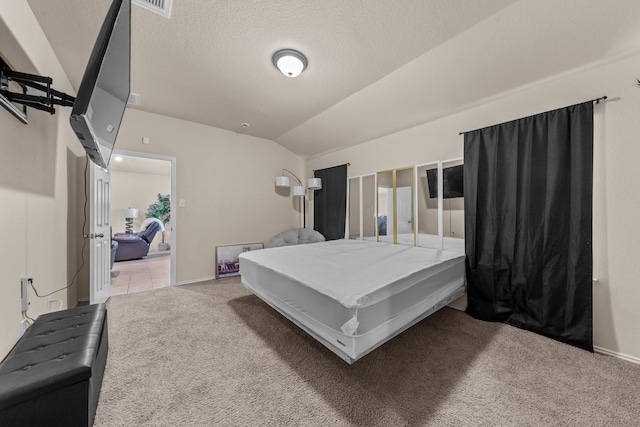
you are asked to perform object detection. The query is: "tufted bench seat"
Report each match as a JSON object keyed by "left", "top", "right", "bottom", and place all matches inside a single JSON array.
[{"left": 0, "top": 303, "right": 108, "bottom": 427}]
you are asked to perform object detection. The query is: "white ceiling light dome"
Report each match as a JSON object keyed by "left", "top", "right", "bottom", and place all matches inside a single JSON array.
[{"left": 272, "top": 49, "right": 308, "bottom": 77}]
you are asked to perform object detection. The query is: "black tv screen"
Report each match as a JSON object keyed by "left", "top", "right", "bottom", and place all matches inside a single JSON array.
[
  {"left": 69, "top": 0, "right": 130, "bottom": 169},
  {"left": 426, "top": 165, "right": 464, "bottom": 199}
]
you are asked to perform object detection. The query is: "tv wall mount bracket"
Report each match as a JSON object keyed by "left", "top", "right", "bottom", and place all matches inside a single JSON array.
[{"left": 0, "top": 57, "right": 75, "bottom": 124}]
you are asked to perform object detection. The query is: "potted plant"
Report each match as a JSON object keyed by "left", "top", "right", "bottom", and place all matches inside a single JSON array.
[{"left": 146, "top": 193, "right": 171, "bottom": 250}]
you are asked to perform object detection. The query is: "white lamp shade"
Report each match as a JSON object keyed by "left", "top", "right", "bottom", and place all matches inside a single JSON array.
[
  {"left": 292, "top": 186, "right": 306, "bottom": 197},
  {"left": 307, "top": 178, "right": 322, "bottom": 190},
  {"left": 121, "top": 208, "right": 138, "bottom": 219},
  {"left": 275, "top": 176, "right": 291, "bottom": 187}
]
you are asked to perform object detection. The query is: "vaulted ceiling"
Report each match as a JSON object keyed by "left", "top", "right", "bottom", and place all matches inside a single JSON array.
[{"left": 26, "top": 0, "right": 640, "bottom": 159}]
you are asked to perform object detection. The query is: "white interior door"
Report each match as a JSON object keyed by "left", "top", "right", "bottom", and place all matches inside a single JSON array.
[
  {"left": 90, "top": 162, "right": 111, "bottom": 303},
  {"left": 396, "top": 186, "right": 413, "bottom": 234}
]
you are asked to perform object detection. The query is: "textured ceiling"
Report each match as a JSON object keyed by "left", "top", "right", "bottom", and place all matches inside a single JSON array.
[{"left": 24, "top": 0, "right": 640, "bottom": 159}]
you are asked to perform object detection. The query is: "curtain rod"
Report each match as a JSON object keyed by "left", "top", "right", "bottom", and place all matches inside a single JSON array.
[
  {"left": 313, "top": 163, "right": 350, "bottom": 172},
  {"left": 458, "top": 96, "right": 607, "bottom": 135}
]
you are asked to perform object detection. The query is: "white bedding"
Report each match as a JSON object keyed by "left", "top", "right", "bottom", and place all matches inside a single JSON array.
[{"left": 239, "top": 239, "right": 466, "bottom": 363}]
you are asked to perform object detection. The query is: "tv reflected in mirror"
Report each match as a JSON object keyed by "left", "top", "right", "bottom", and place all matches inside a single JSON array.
[
  {"left": 426, "top": 165, "right": 464, "bottom": 199},
  {"left": 69, "top": 0, "right": 130, "bottom": 169}
]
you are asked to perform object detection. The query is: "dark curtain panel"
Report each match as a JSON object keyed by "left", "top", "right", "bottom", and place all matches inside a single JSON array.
[
  {"left": 464, "top": 101, "right": 593, "bottom": 351},
  {"left": 313, "top": 164, "right": 348, "bottom": 240}
]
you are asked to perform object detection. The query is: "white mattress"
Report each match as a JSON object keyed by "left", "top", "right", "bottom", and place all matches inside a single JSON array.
[{"left": 239, "top": 239, "right": 465, "bottom": 363}]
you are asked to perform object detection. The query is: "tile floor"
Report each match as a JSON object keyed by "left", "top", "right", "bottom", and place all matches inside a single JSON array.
[{"left": 110, "top": 251, "right": 171, "bottom": 296}]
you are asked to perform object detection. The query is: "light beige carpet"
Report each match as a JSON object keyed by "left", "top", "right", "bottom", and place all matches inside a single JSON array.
[{"left": 95, "top": 278, "right": 640, "bottom": 426}]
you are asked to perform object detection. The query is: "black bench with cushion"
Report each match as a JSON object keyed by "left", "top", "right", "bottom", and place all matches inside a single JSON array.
[{"left": 0, "top": 303, "right": 108, "bottom": 427}]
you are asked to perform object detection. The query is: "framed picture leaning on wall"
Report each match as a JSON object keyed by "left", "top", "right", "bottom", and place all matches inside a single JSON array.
[{"left": 215, "top": 242, "right": 264, "bottom": 279}]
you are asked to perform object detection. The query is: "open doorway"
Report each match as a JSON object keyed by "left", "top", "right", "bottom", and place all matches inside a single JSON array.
[{"left": 108, "top": 151, "right": 176, "bottom": 294}]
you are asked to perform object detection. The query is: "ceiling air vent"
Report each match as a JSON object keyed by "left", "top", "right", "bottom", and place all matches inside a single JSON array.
[{"left": 132, "top": 0, "right": 172, "bottom": 19}]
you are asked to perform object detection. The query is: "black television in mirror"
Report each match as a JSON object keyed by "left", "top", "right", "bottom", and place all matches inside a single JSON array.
[
  {"left": 70, "top": 0, "right": 130, "bottom": 169},
  {"left": 426, "top": 165, "right": 464, "bottom": 199}
]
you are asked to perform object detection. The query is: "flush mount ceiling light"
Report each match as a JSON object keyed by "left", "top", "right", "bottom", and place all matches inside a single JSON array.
[{"left": 272, "top": 49, "right": 308, "bottom": 77}]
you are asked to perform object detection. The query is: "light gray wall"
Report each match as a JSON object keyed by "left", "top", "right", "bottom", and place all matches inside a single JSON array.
[
  {"left": 0, "top": 3, "right": 84, "bottom": 358},
  {"left": 114, "top": 109, "right": 306, "bottom": 284}
]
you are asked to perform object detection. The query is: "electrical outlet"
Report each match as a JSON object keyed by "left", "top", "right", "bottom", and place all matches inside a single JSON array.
[{"left": 20, "top": 277, "right": 31, "bottom": 312}]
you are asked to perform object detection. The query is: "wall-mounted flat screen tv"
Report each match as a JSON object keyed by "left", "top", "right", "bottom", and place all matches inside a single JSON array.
[
  {"left": 426, "top": 164, "right": 464, "bottom": 199},
  {"left": 69, "top": 0, "right": 130, "bottom": 169}
]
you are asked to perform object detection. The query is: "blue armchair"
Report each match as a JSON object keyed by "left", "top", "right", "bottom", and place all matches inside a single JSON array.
[{"left": 113, "top": 220, "right": 163, "bottom": 262}]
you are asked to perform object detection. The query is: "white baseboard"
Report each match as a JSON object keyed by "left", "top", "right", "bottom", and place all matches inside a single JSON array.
[
  {"left": 594, "top": 345, "right": 640, "bottom": 365},
  {"left": 447, "top": 303, "right": 466, "bottom": 312},
  {"left": 443, "top": 304, "right": 639, "bottom": 365},
  {"left": 176, "top": 276, "right": 216, "bottom": 286}
]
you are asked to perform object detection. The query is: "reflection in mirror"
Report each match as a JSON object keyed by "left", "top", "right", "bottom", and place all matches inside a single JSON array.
[
  {"left": 442, "top": 158, "right": 464, "bottom": 252},
  {"left": 350, "top": 161, "right": 462, "bottom": 250},
  {"left": 376, "top": 168, "right": 415, "bottom": 245},
  {"left": 362, "top": 175, "right": 376, "bottom": 239},
  {"left": 348, "top": 177, "right": 360, "bottom": 239},
  {"left": 376, "top": 170, "right": 393, "bottom": 243},
  {"left": 395, "top": 167, "right": 415, "bottom": 246},
  {"left": 416, "top": 159, "right": 464, "bottom": 251},
  {"left": 348, "top": 174, "right": 378, "bottom": 240},
  {"left": 417, "top": 162, "right": 440, "bottom": 248}
]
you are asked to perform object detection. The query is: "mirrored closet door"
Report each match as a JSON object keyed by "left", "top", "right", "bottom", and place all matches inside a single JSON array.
[
  {"left": 347, "top": 174, "right": 376, "bottom": 240},
  {"left": 416, "top": 158, "right": 464, "bottom": 251},
  {"left": 417, "top": 161, "right": 440, "bottom": 249},
  {"left": 441, "top": 158, "right": 464, "bottom": 252},
  {"left": 376, "top": 167, "right": 415, "bottom": 245}
]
